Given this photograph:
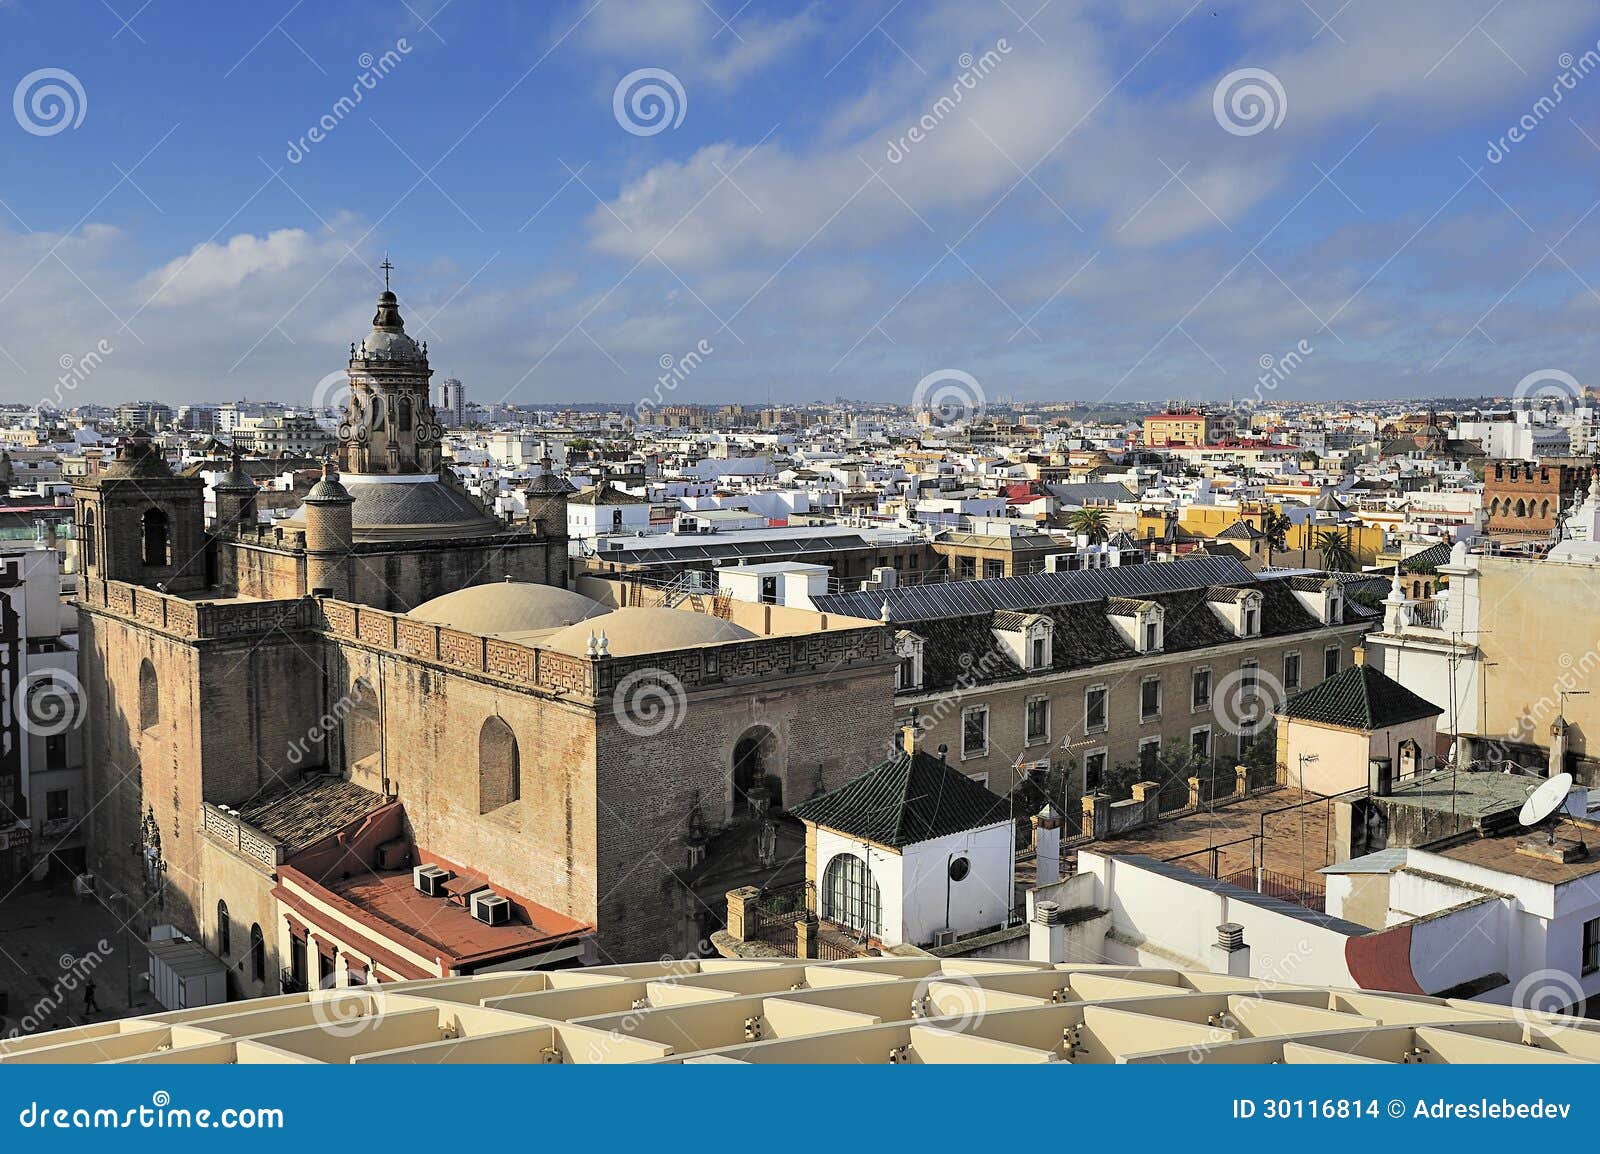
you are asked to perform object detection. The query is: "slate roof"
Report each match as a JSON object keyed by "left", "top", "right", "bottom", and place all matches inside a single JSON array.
[
  {"left": 1277, "top": 663, "right": 1443, "bottom": 731},
  {"left": 1046, "top": 480, "right": 1136, "bottom": 506},
  {"left": 905, "top": 576, "right": 1337, "bottom": 693},
  {"left": 789, "top": 748, "right": 1009, "bottom": 848}
]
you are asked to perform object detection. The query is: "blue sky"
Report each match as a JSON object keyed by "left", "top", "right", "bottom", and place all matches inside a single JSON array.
[{"left": 3, "top": 0, "right": 1600, "bottom": 408}]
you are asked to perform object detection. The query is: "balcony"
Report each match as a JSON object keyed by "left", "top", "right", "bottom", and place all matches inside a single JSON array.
[{"left": 1403, "top": 600, "right": 1448, "bottom": 630}]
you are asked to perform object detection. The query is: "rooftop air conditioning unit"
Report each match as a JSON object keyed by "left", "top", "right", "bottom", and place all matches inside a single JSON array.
[
  {"left": 471, "top": 891, "right": 512, "bottom": 925},
  {"left": 413, "top": 864, "right": 450, "bottom": 897},
  {"left": 932, "top": 928, "right": 959, "bottom": 948}
]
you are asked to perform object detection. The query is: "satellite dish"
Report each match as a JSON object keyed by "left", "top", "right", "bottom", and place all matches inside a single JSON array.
[{"left": 1518, "top": 772, "right": 1574, "bottom": 828}]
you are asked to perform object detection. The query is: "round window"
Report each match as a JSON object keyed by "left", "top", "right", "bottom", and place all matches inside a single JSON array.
[{"left": 948, "top": 856, "right": 971, "bottom": 882}]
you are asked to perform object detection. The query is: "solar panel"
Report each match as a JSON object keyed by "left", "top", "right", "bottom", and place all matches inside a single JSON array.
[{"left": 812, "top": 555, "right": 1258, "bottom": 622}]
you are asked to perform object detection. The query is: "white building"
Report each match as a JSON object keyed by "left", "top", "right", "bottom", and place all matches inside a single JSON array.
[
  {"left": 0, "top": 540, "right": 84, "bottom": 886},
  {"left": 791, "top": 727, "right": 1015, "bottom": 949}
]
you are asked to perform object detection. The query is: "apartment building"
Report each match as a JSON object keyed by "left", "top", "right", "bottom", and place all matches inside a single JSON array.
[{"left": 815, "top": 556, "right": 1369, "bottom": 799}]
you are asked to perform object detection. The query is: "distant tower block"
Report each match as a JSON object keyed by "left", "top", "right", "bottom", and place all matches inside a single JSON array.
[{"left": 439, "top": 377, "right": 466, "bottom": 427}]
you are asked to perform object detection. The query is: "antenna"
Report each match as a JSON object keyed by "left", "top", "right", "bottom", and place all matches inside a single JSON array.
[{"left": 1518, "top": 772, "right": 1575, "bottom": 845}]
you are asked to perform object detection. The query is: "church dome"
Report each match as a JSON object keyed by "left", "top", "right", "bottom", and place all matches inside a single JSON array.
[
  {"left": 355, "top": 287, "right": 425, "bottom": 363},
  {"left": 409, "top": 581, "right": 605, "bottom": 636},
  {"left": 544, "top": 606, "right": 756, "bottom": 658}
]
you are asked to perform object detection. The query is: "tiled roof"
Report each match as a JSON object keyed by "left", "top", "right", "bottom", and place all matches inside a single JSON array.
[
  {"left": 1217, "top": 520, "right": 1264, "bottom": 540},
  {"left": 1105, "top": 596, "right": 1155, "bottom": 616},
  {"left": 234, "top": 774, "right": 384, "bottom": 856},
  {"left": 1205, "top": 585, "right": 1257, "bottom": 603},
  {"left": 1278, "top": 663, "right": 1443, "bottom": 731},
  {"left": 789, "top": 748, "right": 1009, "bottom": 848},
  {"left": 906, "top": 577, "right": 1333, "bottom": 693}
]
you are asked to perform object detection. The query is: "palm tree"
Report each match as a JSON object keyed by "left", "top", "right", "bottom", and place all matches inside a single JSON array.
[
  {"left": 1316, "top": 528, "right": 1357, "bottom": 572},
  {"left": 1261, "top": 509, "right": 1292, "bottom": 567},
  {"left": 1066, "top": 507, "right": 1112, "bottom": 545}
]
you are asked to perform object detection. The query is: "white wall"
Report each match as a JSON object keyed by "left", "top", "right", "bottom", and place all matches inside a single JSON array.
[{"left": 898, "top": 822, "right": 1014, "bottom": 946}]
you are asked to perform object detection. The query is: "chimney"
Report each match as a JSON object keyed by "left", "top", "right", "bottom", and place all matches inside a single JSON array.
[
  {"left": 900, "top": 706, "right": 920, "bottom": 757},
  {"left": 1029, "top": 900, "right": 1067, "bottom": 964},
  {"left": 1209, "top": 921, "right": 1250, "bottom": 977}
]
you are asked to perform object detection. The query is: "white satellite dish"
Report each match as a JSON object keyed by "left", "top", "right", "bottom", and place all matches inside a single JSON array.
[{"left": 1518, "top": 772, "right": 1574, "bottom": 828}]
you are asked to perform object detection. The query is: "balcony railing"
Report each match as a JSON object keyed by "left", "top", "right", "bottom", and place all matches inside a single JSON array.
[{"left": 1404, "top": 601, "right": 1448, "bottom": 629}]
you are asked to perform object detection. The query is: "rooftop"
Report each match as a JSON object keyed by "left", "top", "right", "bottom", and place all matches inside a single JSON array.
[
  {"left": 7, "top": 959, "right": 1595, "bottom": 1064},
  {"left": 1429, "top": 817, "right": 1600, "bottom": 886},
  {"left": 790, "top": 745, "right": 1009, "bottom": 848},
  {"left": 1278, "top": 662, "right": 1443, "bottom": 731}
]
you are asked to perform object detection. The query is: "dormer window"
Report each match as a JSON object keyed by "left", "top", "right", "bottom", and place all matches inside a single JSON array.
[
  {"left": 1205, "top": 586, "right": 1262, "bottom": 638},
  {"left": 1108, "top": 598, "right": 1163, "bottom": 653},
  {"left": 894, "top": 631, "right": 924, "bottom": 692},
  {"left": 991, "top": 612, "right": 1052, "bottom": 671}
]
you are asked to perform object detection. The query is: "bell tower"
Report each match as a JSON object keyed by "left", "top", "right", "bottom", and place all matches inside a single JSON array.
[
  {"left": 71, "top": 430, "right": 206, "bottom": 593},
  {"left": 337, "top": 263, "right": 446, "bottom": 477}
]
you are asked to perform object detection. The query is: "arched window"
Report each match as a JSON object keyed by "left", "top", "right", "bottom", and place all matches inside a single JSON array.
[
  {"left": 249, "top": 924, "right": 265, "bottom": 983},
  {"left": 822, "top": 853, "right": 882, "bottom": 937},
  {"left": 141, "top": 508, "right": 169, "bottom": 567},
  {"left": 1515, "top": 498, "right": 1527, "bottom": 518},
  {"left": 478, "top": 716, "right": 520, "bottom": 813},
  {"left": 344, "top": 679, "right": 380, "bottom": 777},
  {"left": 1540, "top": 499, "right": 1550, "bottom": 519},
  {"left": 398, "top": 395, "right": 413, "bottom": 433},
  {"left": 138, "top": 659, "right": 159, "bottom": 731},
  {"left": 217, "top": 900, "right": 230, "bottom": 956},
  {"left": 81, "top": 506, "right": 96, "bottom": 568}
]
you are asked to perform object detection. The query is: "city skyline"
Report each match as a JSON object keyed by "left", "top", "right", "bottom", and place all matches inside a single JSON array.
[{"left": 2, "top": 2, "right": 1600, "bottom": 409}]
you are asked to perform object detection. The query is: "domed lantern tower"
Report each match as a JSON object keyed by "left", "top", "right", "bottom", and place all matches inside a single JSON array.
[{"left": 337, "top": 260, "right": 446, "bottom": 477}]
